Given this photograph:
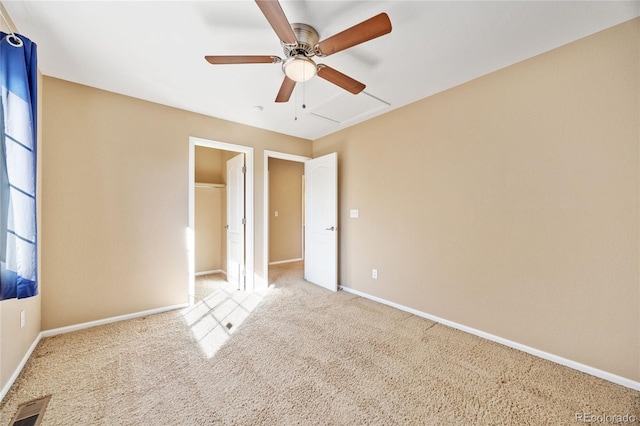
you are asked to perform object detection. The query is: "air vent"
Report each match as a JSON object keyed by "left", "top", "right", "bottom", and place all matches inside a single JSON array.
[{"left": 9, "top": 395, "right": 51, "bottom": 426}]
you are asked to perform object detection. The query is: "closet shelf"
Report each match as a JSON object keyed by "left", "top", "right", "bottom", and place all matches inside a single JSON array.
[{"left": 195, "top": 182, "right": 226, "bottom": 189}]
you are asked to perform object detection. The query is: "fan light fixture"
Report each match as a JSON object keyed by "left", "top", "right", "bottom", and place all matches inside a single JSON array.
[
  {"left": 204, "top": 2, "right": 392, "bottom": 103},
  {"left": 283, "top": 55, "right": 317, "bottom": 82}
]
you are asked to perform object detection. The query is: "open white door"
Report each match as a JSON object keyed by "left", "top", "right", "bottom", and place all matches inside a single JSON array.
[
  {"left": 227, "top": 154, "right": 245, "bottom": 290},
  {"left": 304, "top": 152, "right": 338, "bottom": 291}
]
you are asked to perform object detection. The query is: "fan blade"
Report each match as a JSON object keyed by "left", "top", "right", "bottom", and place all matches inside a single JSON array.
[
  {"left": 205, "top": 55, "right": 281, "bottom": 65},
  {"left": 275, "top": 76, "right": 296, "bottom": 102},
  {"left": 316, "top": 13, "right": 392, "bottom": 57},
  {"left": 255, "top": 0, "right": 297, "bottom": 45},
  {"left": 317, "top": 65, "right": 365, "bottom": 94}
]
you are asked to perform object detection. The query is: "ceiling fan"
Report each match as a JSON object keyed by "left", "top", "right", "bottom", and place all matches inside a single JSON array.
[{"left": 204, "top": 0, "right": 392, "bottom": 103}]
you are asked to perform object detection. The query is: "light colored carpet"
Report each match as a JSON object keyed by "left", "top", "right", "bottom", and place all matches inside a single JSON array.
[
  {"left": 193, "top": 272, "right": 228, "bottom": 303},
  {"left": 1, "top": 262, "right": 638, "bottom": 425}
]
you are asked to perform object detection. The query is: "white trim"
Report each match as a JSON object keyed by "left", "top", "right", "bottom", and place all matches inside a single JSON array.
[
  {"left": 41, "top": 304, "right": 188, "bottom": 338},
  {"left": 263, "top": 150, "right": 311, "bottom": 289},
  {"left": 189, "top": 137, "right": 255, "bottom": 291},
  {"left": 195, "top": 269, "right": 226, "bottom": 277},
  {"left": 1, "top": 303, "right": 187, "bottom": 403},
  {"left": 0, "top": 332, "right": 42, "bottom": 402},
  {"left": 339, "top": 285, "right": 640, "bottom": 391},
  {"left": 269, "top": 258, "right": 303, "bottom": 266},
  {"left": 188, "top": 139, "right": 195, "bottom": 301}
]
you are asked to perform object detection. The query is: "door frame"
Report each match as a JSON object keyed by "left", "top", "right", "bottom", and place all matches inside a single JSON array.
[
  {"left": 189, "top": 136, "right": 254, "bottom": 301},
  {"left": 263, "top": 150, "right": 310, "bottom": 283}
]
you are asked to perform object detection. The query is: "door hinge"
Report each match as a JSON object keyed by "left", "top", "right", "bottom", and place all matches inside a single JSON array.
[
  {"left": 242, "top": 217, "right": 246, "bottom": 225},
  {"left": 242, "top": 166, "right": 246, "bottom": 174}
]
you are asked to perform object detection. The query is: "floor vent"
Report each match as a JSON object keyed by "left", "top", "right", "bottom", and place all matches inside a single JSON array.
[{"left": 10, "top": 395, "right": 51, "bottom": 426}]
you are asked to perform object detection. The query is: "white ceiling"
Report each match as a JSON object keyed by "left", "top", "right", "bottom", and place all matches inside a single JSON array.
[{"left": 3, "top": 1, "right": 639, "bottom": 140}]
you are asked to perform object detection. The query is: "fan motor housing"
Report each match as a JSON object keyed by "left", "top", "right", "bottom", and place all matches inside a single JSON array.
[{"left": 282, "top": 23, "right": 319, "bottom": 57}]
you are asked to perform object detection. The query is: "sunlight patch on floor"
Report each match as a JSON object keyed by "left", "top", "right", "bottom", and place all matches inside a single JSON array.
[{"left": 181, "top": 280, "right": 270, "bottom": 358}]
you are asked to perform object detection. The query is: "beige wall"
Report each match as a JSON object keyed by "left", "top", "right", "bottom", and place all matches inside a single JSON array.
[
  {"left": 194, "top": 187, "right": 223, "bottom": 273},
  {"left": 195, "top": 145, "right": 224, "bottom": 184},
  {"left": 0, "top": 4, "right": 42, "bottom": 394},
  {"left": 269, "top": 158, "right": 304, "bottom": 263},
  {"left": 313, "top": 18, "right": 640, "bottom": 381},
  {"left": 41, "top": 77, "right": 311, "bottom": 330}
]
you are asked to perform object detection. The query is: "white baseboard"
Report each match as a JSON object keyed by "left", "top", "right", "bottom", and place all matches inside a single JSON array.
[
  {"left": 41, "top": 303, "right": 188, "bottom": 338},
  {"left": 1, "top": 303, "right": 188, "bottom": 403},
  {"left": 269, "top": 258, "right": 303, "bottom": 266},
  {"left": 339, "top": 285, "right": 640, "bottom": 391},
  {"left": 1, "top": 332, "right": 42, "bottom": 402},
  {"left": 195, "top": 269, "right": 226, "bottom": 277}
]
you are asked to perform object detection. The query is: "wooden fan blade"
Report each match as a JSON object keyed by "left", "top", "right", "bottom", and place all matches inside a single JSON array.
[
  {"left": 316, "top": 13, "right": 392, "bottom": 57},
  {"left": 317, "top": 65, "right": 365, "bottom": 94},
  {"left": 255, "top": 0, "right": 297, "bottom": 44},
  {"left": 205, "top": 55, "right": 280, "bottom": 65},
  {"left": 275, "top": 76, "right": 296, "bottom": 102}
]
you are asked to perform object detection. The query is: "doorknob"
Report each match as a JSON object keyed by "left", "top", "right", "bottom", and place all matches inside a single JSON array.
[{"left": 326, "top": 226, "right": 335, "bottom": 231}]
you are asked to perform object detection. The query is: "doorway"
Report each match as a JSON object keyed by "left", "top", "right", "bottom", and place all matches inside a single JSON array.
[
  {"left": 189, "top": 137, "right": 254, "bottom": 302},
  {"left": 263, "top": 151, "right": 310, "bottom": 283},
  {"left": 268, "top": 158, "right": 304, "bottom": 270}
]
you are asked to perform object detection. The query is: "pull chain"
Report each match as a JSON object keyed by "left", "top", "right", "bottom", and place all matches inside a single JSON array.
[
  {"left": 293, "top": 64, "right": 312, "bottom": 120},
  {"left": 302, "top": 66, "right": 307, "bottom": 110},
  {"left": 302, "top": 80, "right": 306, "bottom": 110}
]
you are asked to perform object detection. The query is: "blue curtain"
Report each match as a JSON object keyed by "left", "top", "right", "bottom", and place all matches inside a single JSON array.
[{"left": 0, "top": 31, "right": 38, "bottom": 300}]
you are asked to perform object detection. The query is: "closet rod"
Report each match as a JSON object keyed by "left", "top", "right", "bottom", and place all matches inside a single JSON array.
[{"left": 195, "top": 182, "right": 225, "bottom": 189}]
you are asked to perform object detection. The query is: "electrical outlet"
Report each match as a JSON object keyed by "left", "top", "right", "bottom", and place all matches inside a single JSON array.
[
  {"left": 372, "top": 269, "right": 378, "bottom": 279},
  {"left": 20, "top": 310, "right": 25, "bottom": 328}
]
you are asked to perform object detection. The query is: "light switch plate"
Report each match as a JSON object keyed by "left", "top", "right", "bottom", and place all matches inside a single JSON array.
[{"left": 350, "top": 209, "right": 359, "bottom": 218}]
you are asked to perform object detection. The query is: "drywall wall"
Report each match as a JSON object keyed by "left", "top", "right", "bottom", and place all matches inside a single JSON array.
[
  {"left": 0, "top": 3, "right": 42, "bottom": 396},
  {"left": 41, "top": 77, "right": 311, "bottom": 330},
  {"left": 194, "top": 187, "right": 223, "bottom": 273},
  {"left": 269, "top": 158, "right": 304, "bottom": 263},
  {"left": 195, "top": 145, "right": 224, "bottom": 184},
  {"left": 313, "top": 18, "right": 640, "bottom": 382}
]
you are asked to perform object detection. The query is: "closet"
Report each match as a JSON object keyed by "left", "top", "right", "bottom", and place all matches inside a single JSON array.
[{"left": 194, "top": 146, "right": 235, "bottom": 275}]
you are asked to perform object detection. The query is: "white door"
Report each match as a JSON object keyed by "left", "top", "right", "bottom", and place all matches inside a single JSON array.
[
  {"left": 304, "top": 152, "right": 338, "bottom": 291},
  {"left": 227, "top": 154, "right": 245, "bottom": 290}
]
